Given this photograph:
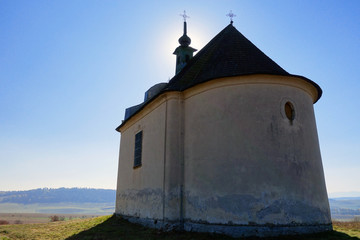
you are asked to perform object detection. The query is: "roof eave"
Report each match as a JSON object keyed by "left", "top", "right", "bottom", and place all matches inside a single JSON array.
[
  {"left": 116, "top": 73, "right": 322, "bottom": 132},
  {"left": 287, "top": 74, "right": 322, "bottom": 103}
]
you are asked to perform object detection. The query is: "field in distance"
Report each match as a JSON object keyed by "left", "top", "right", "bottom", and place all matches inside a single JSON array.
[
  {"left": 0, "top": 213, "right": 98, "bottom": 225},
  {"left": 0, "top": 202, "right": 114, "bottom": 216},
  {"left": 1, "top": 188, "right": 359, "bottom": 220},
  {"left": 0, "top": 188, "right": 115, "bottom": 216},
  {"left": 0, "top": 215, "right": 360, "bottom": 240}
]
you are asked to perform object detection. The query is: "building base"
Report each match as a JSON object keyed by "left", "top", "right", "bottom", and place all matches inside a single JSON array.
[{"left": 115, "top": 214, "right": 332, "bottom": 237}]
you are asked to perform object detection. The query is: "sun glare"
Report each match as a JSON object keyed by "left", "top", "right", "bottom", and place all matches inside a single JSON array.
[{"left": 152, "top": 19, "right": 214, "bottom": 81}]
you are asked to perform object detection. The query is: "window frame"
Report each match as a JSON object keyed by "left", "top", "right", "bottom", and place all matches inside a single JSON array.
[{"left": 133, "top": 131, "right": 143, "bottom": 168}]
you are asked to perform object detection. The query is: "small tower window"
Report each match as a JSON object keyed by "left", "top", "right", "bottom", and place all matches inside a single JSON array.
[
  {"left": 134, "top": 131, "right": 143, "bottom": 168},
  {"left": 285, "top": 102, "right": 295, "bottom": 121}
]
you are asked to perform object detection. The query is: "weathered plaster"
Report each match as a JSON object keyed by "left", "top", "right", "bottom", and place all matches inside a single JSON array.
[{"left": 115, "top": 75, "right": 331, "bottom": 237}]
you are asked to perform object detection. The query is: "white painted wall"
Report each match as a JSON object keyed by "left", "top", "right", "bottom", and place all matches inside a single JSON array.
[
  {"left": 115, "top": 74, "right": 331, "bottom": 229},
  {"left": 116, "top": 96, "right": 167, "bottom": 220},
  {"left": 182, "top": 75, "right": 330, "bottom": 225}
]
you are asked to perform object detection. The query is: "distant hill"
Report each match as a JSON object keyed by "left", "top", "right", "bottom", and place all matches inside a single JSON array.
[
  {"left": 328, "top": 192, "right": 360, "bottom": 198},
  {"left": 329, "top": 197, "right": 360, "bottom": 220},
  {"left": 0, "top": 188, "right": 116, "bottom": 204},
  {"left": 329, "top": 197, "right": 360, "bottom": 209},
  {"left": 0, "top": 188, "right": 359, "bottom": 219}
]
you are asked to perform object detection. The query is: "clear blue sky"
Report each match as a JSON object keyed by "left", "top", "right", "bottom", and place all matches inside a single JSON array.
[{"left": 1, "top": 1, "right": 359, "bottom": 195}]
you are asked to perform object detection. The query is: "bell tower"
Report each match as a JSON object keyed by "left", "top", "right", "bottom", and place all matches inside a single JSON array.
[{"left": 173, "top": 11, "right": 197, "bottom": 74}]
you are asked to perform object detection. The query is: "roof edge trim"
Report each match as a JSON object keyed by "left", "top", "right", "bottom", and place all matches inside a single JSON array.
[{"left": 116, "top": 73, "right": 322, "bottom": 131}]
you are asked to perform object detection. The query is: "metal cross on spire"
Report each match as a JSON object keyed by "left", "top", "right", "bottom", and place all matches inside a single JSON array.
[
  {"left": 180, "top": 10, "right": 189, "bottom": 22},
  {"left": 226, "top": 10, "right": 236, "bottom": 24}
]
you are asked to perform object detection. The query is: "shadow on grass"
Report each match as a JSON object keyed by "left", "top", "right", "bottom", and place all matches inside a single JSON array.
[{"left": 66, "top": 215, "right": 359, "bottom": 240}]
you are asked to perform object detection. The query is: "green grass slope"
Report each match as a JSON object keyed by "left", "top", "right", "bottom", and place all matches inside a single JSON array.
[{"left": 0, "top": 215, "right": 359, "bottom": 240}]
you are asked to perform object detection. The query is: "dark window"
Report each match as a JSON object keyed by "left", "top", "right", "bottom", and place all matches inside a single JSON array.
[
  {"left": 285, "top": 102, "right": 295, "bottom": 121},
  {"left": 134, "top": 131, "right": 143, "bottom": 168}
]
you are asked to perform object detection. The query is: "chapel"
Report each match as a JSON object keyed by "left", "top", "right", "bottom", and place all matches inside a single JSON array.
[{"left": 115, "top": 15, "right": 332, "bottom": 237}]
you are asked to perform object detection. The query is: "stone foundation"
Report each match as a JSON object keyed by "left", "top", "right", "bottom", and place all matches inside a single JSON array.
[{"left": 115, "top": 214, "right": 332, "bottom": 237}]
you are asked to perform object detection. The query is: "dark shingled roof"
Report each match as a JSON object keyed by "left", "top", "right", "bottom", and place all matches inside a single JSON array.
[
  {"left": 164, "top": 23, "right": 290, "bottom": 91},
  {"left": 117, "top": 23, "right": 322, "bottom": 130}
]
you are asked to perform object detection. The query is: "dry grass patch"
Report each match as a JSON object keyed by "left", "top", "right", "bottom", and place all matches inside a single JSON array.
[
  {"left": 0, "top": 215, "right": 109, "bottom": 240},
  {"left": 333, "top": 221, "right": 360, "bottom": 238}
]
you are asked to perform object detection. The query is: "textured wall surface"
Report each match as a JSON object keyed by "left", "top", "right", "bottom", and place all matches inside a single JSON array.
[
  {"left": 182, "top": 75, "right": 330, "bottom": 226},
  {"left": 115, "top": 75, "right": 331, "bottom": 236},
  {"left": 116, "top": 96, "right": 167, "bottom": 220}
]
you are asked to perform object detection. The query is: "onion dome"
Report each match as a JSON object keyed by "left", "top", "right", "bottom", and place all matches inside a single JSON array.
[{"left": 179, "top": 22, "right": 191, "bottom": 47}]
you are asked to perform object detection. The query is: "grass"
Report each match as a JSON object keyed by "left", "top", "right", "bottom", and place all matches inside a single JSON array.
[
  {"left": 0, "top": 215, "right": 109, "bottom": 240},
  {"left": 333, "top": 221, "right": 360, "bottom": 238},
  {"left": 0, "top": 215, "right": 359, "bottom": 240}
]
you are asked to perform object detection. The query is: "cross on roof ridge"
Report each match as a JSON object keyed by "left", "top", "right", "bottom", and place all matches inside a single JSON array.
[
  {"left": 180, "top": 10, "right": 189, "bottom": 22},
  {"left": 226, "top": 10, "right": 236, "bottom": 24}
]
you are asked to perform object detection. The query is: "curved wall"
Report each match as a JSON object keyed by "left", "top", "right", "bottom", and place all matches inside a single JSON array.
[
  {"left": 182, "top": 75, "right": 331, "bottom": 228},
  {"left": 115, "top": 74, "right": 331, "bottom": 236}
]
